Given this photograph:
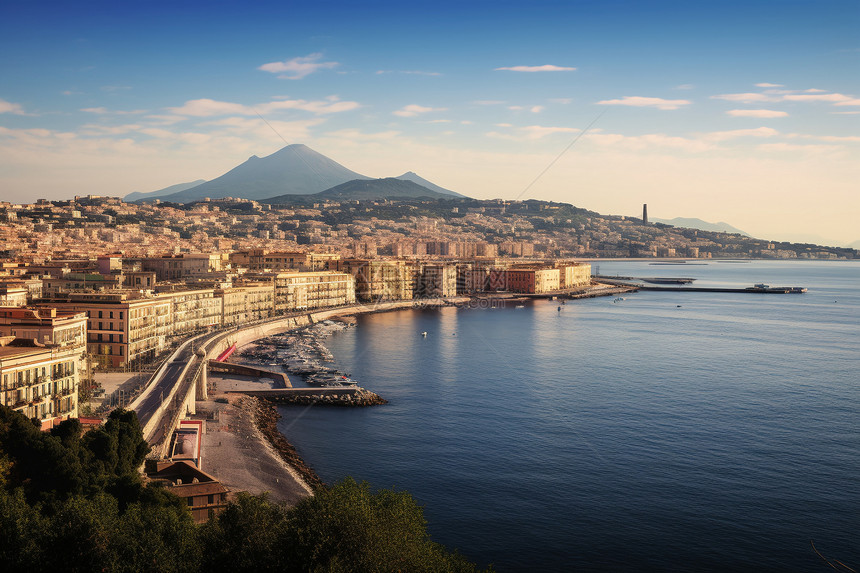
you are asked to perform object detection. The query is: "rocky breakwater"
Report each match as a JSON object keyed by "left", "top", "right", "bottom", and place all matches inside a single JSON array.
[{"left": 262, "top": 387, "right": 388, "bottom": 407}]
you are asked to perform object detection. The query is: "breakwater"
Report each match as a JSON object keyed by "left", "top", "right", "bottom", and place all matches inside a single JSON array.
[{"left": 229, "top": 387, "right": 387, "bottom": 407}]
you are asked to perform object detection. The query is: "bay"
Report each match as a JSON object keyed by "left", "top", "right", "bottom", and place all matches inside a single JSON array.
[{"left": 278, "top": 260, "right": 860, "bottom": 571}]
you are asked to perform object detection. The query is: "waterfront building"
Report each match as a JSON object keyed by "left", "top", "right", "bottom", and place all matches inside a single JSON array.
[
  {"left": 556, "top": 262, "right": 592, "bottom": 289},
  {"left": 154, "top": 287, "right": 223, "bottom": 336},
  {"left": 255, "top": 271, "right": 356, "bottom": 313},
  {"left": 216, "top": 282, "right": 276, "bottom": 326},
  {"left": 488, "top": 266, "right": 561, "bottom": 294},
  {"left": 419, "top": 264, "right": 458, "bottom": 298},
  {"left": 335, "top": 259, "right": 415, "bottom": 302}
]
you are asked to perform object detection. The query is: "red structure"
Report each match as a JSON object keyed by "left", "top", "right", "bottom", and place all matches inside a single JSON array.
[{"left": 214, "top": 343, "right": 236, "bottom": 362}]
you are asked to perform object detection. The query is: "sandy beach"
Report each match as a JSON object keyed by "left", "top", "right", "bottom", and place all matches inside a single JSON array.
[{"left": 197, "top": 373, "right": 315, "bottom": 505}]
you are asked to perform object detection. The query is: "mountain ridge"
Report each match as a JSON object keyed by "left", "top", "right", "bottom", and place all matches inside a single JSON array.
[
  {"left": 652, "top": 217, "right": 749, "bottom": 236},
  {"left": 125, "top": 144, "right": 465, "bottom": 204}
]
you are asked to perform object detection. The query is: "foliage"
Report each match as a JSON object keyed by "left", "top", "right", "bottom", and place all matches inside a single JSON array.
[{"left": 0, "top": 405, "right": 487, "bottom": 572}]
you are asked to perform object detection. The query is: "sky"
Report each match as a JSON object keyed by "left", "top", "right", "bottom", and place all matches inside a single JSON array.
[{"left": 1, "top": 0, "right": 858, "bottom": 246}]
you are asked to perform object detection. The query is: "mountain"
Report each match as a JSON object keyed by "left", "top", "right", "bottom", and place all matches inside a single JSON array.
[
  {"left": 653, "top": 217, "right": 750, "bottom": 236},
  {"left": 394, "top": 171, "right": 465, "bottom": 198},
  {"left": 124, "top": 180, "right": 206, "bottom": 203},
  {"left": 849, "top": 240, "right": 860, "bottom": 249},
  {"left": 142, "top": 144, "right": 371, "bottom": 203},
  {"left": 263, "top": 178, "right": 457, "bottom": 204}
]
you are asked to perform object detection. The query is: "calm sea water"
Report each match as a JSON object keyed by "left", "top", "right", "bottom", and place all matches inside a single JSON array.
[{"left": 278, "top": 260, "right": 860, "bottom": 572}]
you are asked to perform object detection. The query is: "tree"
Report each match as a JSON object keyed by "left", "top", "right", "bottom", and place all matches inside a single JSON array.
[{"left": 282, "top": 477, "right": 485, "bottom": 572}]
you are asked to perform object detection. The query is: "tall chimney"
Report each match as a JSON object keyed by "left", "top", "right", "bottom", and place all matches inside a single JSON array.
[{"left": 642, "top": 203, "right": 648, "bottom": 225}]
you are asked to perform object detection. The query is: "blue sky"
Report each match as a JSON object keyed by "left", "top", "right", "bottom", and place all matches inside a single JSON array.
[{"left": 1, "top": 0, "right": 859, "bottom": 245}]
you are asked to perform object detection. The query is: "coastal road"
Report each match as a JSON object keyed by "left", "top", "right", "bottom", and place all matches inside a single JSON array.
[{"left": 133, "top": 343, "right": 198, "bottom": 443}]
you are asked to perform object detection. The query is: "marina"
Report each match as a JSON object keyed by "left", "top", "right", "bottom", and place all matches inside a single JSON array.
[{"left": 233, "top": 320, "right": 361, "bottom": 389}]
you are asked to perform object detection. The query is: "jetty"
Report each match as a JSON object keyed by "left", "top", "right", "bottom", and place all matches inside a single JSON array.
[{"left": 637, "top": 285, "right": 806, "bottom": 294}]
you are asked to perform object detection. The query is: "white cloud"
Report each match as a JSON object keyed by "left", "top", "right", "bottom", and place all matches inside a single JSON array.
[
  {"left": 495, "top": 64, "right": 576, "bottom": 72},
  {"left": 705, "top": 127, "right": 779, "bottom": 141},
  {"left": 676, "top": 84, "right": 695, "bottom": 90},
  {"left": 258, "top": 53, "right": 339, "bottom": 80},
  {"left": 393, "top": 104, "right": 447, "bottom": 117},
  {"left": 548, "top": 98, "right": 573, "bottom": 104},
  {"left": 711, "top": 92, "right": 776, "bottom": 103},
  {"left": 597, "top": 96, "right": 691, "bottom": 110},
  {"left": 0, "top": 99, "right": 26, "bottom": 115},
  {"left": 782, "top": 93, "right": 854, "bottom": 103},
  {"left": 530, "top": 105, "right": 544, "bottom": 113},
  {"left": 168, "top": 97, "right": 360, "bottom": 117},
  {"left": 726, "top": 109, "right": 788, "bottom": 118},
  {"left": 755, "top": 83, "right": 784, "bottom": 88}
]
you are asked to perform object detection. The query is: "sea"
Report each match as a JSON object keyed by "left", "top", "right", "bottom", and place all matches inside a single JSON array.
[{"left": 277, "top": 260, "right": 860, "bottom": 572}]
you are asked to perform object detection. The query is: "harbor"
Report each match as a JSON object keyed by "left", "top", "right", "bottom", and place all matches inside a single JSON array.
[{"left": 234, "top": 319, "right": 362, "bottom": 389}]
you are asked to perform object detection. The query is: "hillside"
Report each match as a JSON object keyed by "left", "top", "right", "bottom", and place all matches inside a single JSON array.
[{"left": 263, "top": 178, "right": 454, "bottom": 204}]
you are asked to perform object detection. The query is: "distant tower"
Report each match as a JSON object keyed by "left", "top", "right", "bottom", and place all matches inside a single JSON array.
[{"left": 642, "top": 204, "right": 648, "bottom": 225}]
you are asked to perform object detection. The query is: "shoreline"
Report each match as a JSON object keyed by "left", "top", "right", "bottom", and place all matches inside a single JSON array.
[{"left": 219, "top": 285, "right": 626, "bottom": 499}]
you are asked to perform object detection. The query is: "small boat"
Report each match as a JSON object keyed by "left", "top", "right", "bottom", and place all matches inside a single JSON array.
[{"left": 421, "top": 331, "right": 428, "bottom": 337}]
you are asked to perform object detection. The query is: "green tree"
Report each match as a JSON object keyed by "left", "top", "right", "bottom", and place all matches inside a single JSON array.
[
  {"left": 283, "top": 477, "right": 484, "bottom": 573},
  {"left": 198, "top": 492, "right": 290, "bottom": 572}
]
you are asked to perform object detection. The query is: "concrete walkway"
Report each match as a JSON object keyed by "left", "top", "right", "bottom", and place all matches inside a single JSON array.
[{"left": 195, "top": 373, "right": 313, "bottom": 506}]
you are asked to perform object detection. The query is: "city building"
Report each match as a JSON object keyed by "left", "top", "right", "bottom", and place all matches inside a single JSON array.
[
  {"left": 0, "top": 334, "right": 84, "bottom": 425},
  {"left": 335, "top": 259, "right": 415, "bottom": 302}
]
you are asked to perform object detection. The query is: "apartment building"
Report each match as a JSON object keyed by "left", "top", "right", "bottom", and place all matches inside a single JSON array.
[
  {"left": 335, "top": 259, "right": 415, "bottom": 302},
  {"left": 0, "top": 307, "right": 87, "bottom": 424},
  {"left": 216, "top": 282, "right": 275, "bottom": 326},
  {"left": 419, "top": 264, "right": 458, "bottom": 298},
  {"left": 264, "top": 271, "right": 356, "bottom": 313},
  {"left": 0, "top": 286, "right": 28, "bottom": 306},
  {"left": 557, "top": 262, "right": 592, "bottom": 288}
]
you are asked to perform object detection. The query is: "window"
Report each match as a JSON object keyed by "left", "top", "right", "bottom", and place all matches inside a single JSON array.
[
  {"left": 110, "top": 311, "right": 114, "bottom": 318},
  {"left": 98, "top": 311, "right": 103, "bottom": 318},
  {"left": 119, "top": 311, "right": 124, "bottom": 320}
]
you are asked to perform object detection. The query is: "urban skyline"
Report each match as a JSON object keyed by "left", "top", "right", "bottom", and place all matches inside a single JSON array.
[{"left": 1, "top": 0, "right": 859, "bottom": 246}]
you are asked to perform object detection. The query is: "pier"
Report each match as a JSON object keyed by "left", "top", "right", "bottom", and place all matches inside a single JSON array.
[{"left": 637, "top": 285, "right": 806, "bottom": 294}]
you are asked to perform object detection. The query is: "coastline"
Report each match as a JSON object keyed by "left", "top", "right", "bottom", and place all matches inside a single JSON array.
[{"left": 212, "top": 285, "right": 626, "bottom": 502}]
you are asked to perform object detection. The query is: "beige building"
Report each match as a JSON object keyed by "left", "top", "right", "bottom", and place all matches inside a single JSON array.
[
  {"left": 557, "top": 262, "right": 592, "bottom": 289},
  {"left": 0, "top": 307, "right": 87, "bottom": 424},
  {"left": 0, "top": 286, "right": 28, "bottom": 307},
  {"left": 336, "top": 259, "right": 415, "bottom": 302},
  {"left": 267, "top": 271, "right": 356, "bottom": 313},
  {"left": 216, "top": 282, "right": 275, "bottom": 326},
  {"left": 140, "top": 253, "right": 222, "bottom": 281},
  {"left": 230, "top": 249, "right": 340, "bottom": 272}
]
